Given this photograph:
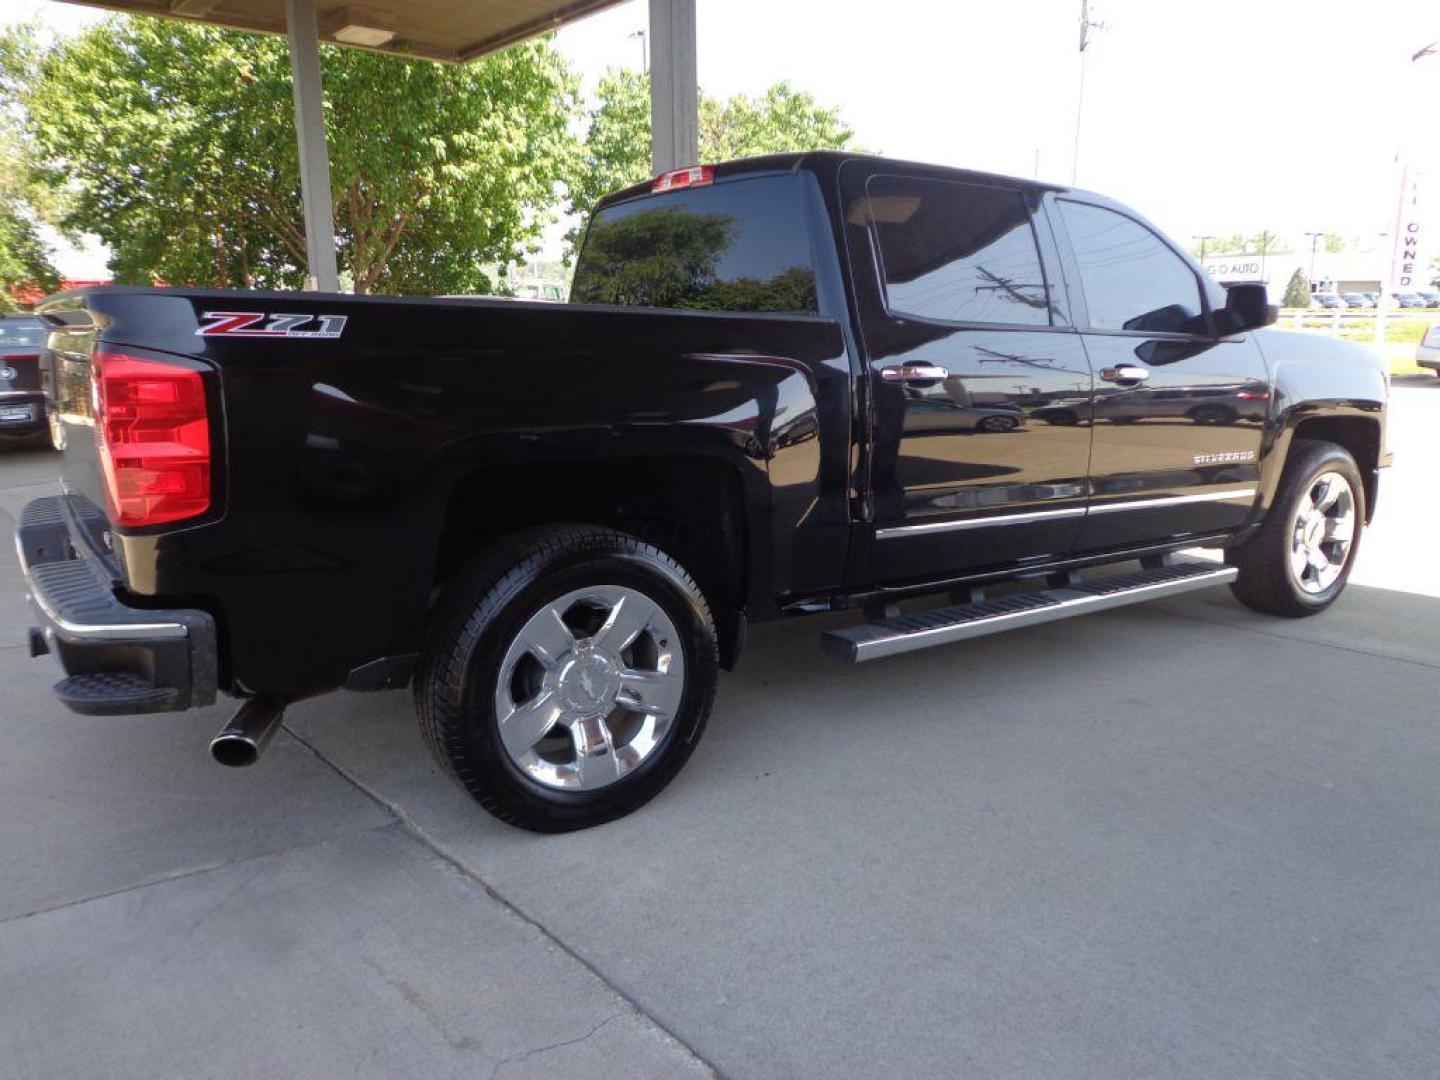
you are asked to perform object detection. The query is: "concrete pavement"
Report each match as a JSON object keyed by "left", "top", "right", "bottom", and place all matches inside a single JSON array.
[{"left": 2, "top": 381, "right": 1438, "bottom": 1079}]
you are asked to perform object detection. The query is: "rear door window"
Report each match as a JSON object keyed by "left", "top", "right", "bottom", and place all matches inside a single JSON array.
[
  {"left": 865, "top": 175, "right": 1052, "bottom": 326},
  {"left": 571, "top": 175, "right": 817, "bottom": 313}
]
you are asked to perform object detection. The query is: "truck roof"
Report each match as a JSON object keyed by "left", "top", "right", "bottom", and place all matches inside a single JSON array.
[{"left": 594, "top": 150, "right": 1072, "bottom": 213}]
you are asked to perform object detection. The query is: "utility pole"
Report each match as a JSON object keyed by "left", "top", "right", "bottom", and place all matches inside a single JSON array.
[
  {"left": 1193, "top": 234, "right": 1215, "bottom": 261},
  {"left": 629, "top": 28, "right": 648, "bottom": 73},
  {"left": 1305, "top": 231, "right": 1323, "bottom": 285},
  {"left": 1072, "top": 0, "right": 1105, "bottom": 185}
]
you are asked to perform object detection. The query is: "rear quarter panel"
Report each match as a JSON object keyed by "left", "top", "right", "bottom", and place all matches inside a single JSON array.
[{"left": 50, "top": 289, "right": 851, "bottom": 695}]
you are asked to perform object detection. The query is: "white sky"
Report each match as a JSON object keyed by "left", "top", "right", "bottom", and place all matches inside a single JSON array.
[{"left": 6, "top": 0, "right": 1438, "bottom": 278}]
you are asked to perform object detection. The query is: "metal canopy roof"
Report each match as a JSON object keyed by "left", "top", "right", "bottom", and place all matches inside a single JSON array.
[{"left": 51, "top": 0, "right": 629, "bottom": 62}]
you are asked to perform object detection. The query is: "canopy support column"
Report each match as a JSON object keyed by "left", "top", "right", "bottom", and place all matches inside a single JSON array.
[
  {"left": 648, "top": 0, "right": 698, "bottom": 175},
  {"left": 285, "top": 0, "right": 340, "bottom": 292}
]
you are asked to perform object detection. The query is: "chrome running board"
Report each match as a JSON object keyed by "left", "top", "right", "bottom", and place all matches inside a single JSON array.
[{"left": 821, "top": 561, "right": 1236, "bottom": 663}]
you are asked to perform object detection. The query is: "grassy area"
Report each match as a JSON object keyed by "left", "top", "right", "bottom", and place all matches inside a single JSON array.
[{"left": 1274, "top": 311, "right": 1434, "bottom": 375}]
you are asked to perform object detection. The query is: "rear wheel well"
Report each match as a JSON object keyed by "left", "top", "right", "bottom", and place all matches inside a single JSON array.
[
  {"left": 433, "top": 456, "right": 749, "bottom": 667},
  {"left": 1289, "top": 416, "right": 1380, "bottom": 520}
]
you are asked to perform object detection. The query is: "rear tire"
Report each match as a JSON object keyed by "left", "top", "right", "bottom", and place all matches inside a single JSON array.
[
  {"left": 1226, "top": 439, "right": 1364, "bottom": 617},
  {"left": 414, "top": 525, "right": 718, "bottom": 832}
]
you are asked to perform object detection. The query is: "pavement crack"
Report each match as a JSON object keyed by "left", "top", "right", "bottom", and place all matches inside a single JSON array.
[
  {"left": 486, "top": 1010, "right": 625, "bottom": 1079},
  {"left": 281, "top": 720, "right": 720, "bottom": 1079},
  {"left": 0, "top": 822, "right": 396, "bottom": 926}
]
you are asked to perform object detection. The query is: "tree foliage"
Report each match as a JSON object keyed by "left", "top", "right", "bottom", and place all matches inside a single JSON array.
[
  {"left": 567, "top": 70, "right": 858, "bottom": 249},
  {"left": 10, "top": 19, "right": 578, "bottom": 294},
  {"left": 0, "top": 27, "right": 59, "bottom": 305},
  {"left": 1192, "top": 231, "right": 1286, "bottom": 258},
  {"left": 1282, "top": 267, "right": 1311, "bottom": 308},
  {"left": 1248, "top": 230, "right": 1280, "bottom": 254}
]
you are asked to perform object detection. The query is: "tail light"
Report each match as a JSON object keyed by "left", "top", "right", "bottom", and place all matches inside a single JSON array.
[{"left": 93, "top": 351, "right": 211, "bottom": 527}]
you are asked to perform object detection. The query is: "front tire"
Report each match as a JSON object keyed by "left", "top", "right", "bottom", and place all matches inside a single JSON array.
[
  {"left": 1226, "top": 439, "right": 1365, "bottom": 617},
  {"left": 415, "top": 526, "right": 718, "bottom": 832}
]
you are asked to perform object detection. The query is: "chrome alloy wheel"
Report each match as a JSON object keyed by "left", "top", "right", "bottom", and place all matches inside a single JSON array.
[
  {"left": 494, "top": 585, "right": 685, "bottom": 791},
  {"left": 1289, "top": 471, "right": 1356, "bottom": 595}
]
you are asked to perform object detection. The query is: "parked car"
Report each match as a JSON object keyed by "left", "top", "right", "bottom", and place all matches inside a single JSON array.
[
  {"left": 1341, "top": 292, "right": 1374, "bottom": 309},
  {"left": 17, "top": 152, "right": 1392, "bottom": 832},
  {"left": 1415, "top": 290, "right": 1440, "bottom": 309},
  {"left": 1312, "top": 293, "right": 1346, "bottom": 309},
  {"left": 0, "top": 314, "right": 57, "bottom": 448},
  {"left": 1391, "top": 292, "right": 1427, "bottom": 309},
  {"left": 1418, "top": 323, "right": 1440, "bottom": 376}
]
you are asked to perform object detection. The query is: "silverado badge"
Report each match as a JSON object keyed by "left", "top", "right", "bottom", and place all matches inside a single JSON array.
[{"left": 1194, "top": 450, "right": 1257, "bottom": 465}]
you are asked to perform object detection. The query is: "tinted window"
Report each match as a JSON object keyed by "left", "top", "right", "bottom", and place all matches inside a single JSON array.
[
  {"left": 1060, "top": 201, "right": 1205, "bottom": 333},
  {"left": 571, "top": 175, "right": 816, "bottom": 313},
  {"left": 866, "top": 175, "right": 1051, "bottom": 326},
  {"left": 0, "top": 319, "right": 45, "bottom": 348}
]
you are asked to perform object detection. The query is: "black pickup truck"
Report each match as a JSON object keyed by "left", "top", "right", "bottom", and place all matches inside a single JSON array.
[{"left": 18, "top": 152, "right": 1389, "bottom": 831}]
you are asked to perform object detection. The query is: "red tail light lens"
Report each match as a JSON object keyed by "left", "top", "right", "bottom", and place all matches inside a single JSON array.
[{"left": 93, "top": 351, "right": 211, "bottom": 527}]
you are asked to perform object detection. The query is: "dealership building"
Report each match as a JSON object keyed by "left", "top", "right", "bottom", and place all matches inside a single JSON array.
[{"left": 1199, "top": 251, "right": 1390, "bottom": 296}]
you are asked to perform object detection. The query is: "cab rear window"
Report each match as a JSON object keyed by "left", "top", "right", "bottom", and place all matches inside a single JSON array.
[
  {"left": 571, "top": 175, "right": 818, "bottom": 314},
  {"left": 0, "top": 319, "right": 45, "bottom": 348}
]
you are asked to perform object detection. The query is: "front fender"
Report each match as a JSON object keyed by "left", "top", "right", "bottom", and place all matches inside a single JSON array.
[{"left": 1252, "top": 329, "right": 1387, "bottom": 511}]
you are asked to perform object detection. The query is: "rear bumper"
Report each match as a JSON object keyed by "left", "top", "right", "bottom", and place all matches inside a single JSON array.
[
  {"left": 0, "top": 391, "right": 46, "bottom": 438},
  {"left": 17, "top": 496, "right": 218, "bottom": 715}
]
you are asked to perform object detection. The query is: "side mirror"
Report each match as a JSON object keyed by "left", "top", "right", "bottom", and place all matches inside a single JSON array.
[{"left": 1215, "top": 283, "right": 1277, "bottom": 335}]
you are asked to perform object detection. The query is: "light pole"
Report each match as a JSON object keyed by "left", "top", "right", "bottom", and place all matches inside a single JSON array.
[
  {"left": 1305, "top": 231, "right": 1323, "bottom": 286},
  {"left": 629, "top": 28, "right": 648, "bottom": 73},
  {"left": 1193, "top": 234, "right": 1216, "bottom": 262},
  {"left": 1071, "top": 0, "right": 1105, "bottom": 185}
]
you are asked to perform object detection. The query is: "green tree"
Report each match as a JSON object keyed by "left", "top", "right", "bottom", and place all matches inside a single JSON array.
[
  {"left": 9, "top": 18, "right": 578, "bottom": 294},
  {"left": 1247, "top": 230, "right": 1280, "bottom": 255},
  {"left": 1282, "top": 267, "right": 1311, "bottom": 308},
  {"left": 567, "top": 70, "right": 858, "bottom": 249},
  {"left": 700, "top": 82, "right": 856, "bottom": 161},
  {"left": 1322, "top": 232, "right": 1346, "bottom": 254},
  {"left": 1429, "top": 254, "right": 1439, "bottom": 290},
  {"left": 0, "top": 27, "right": 59, "bottom": 306}
]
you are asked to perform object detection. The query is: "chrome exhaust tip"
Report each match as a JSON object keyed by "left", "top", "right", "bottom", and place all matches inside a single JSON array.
[{"left": 210, "top": 696, "right": 288, "bottom": 767}]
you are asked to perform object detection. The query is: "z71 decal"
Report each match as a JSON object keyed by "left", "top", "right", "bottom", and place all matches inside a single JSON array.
[{"left": 196, "top": 311, "right": 348, "bottom": 340}]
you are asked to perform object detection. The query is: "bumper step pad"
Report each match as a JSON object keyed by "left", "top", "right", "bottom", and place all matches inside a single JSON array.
[
  {"left": 55, "top": 673, "right": 180, "bottom": 716},
  {"left": 822, "top": 560, "right": 1237, "bottom": 662}
]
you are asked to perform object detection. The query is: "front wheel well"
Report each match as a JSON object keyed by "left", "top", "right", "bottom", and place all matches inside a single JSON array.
[
  {"left": 1288, "top": 415, "right": 1381, "bottom": 520},
  {"left": 432, "top": 455, "right": 749, "bottom": 667}
]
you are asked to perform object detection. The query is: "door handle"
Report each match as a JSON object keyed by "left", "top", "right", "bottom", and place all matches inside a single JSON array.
[
  {"left": 880, "top": 363, "right": 950, "bottom": 382},
  {"left": 1100, "top": 365, "right": 1150, "bottom": 384}
]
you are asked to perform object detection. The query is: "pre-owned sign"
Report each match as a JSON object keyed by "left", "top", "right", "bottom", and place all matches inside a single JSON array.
[{"left": 1387, "top": 164, "right": 1424, "bottom": 291}]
